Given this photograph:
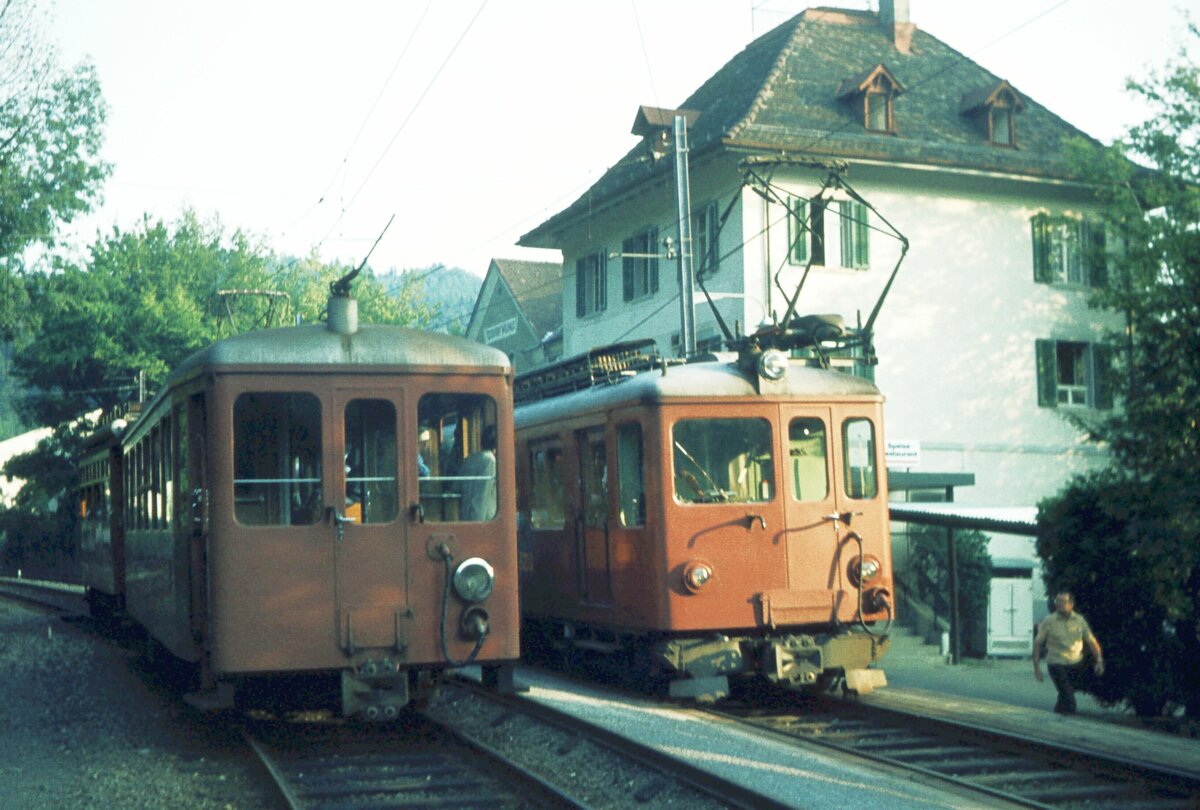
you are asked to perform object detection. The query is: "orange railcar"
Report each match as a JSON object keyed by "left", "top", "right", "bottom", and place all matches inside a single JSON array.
[
  {"left": 89, "top": 297, "right": 518, "bottom": 718},
  {"left": 515, "top": 341, "right": 893, "bottom": 699}
]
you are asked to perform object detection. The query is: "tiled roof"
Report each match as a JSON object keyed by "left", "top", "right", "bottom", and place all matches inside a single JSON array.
[
  {"left": 492, "top": 258, "right": 563, "bottom": 337},
  {"left": 522, "top": 6, "right": 1099, "bottom": 247}
]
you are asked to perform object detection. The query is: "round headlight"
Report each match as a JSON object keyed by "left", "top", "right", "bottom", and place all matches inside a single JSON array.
[
  {"left": 453, "top": 557, "right": 495, "bottom": 602},
  {"left": 848, "top": 554, "right": 883, "bottom": 588},
  {"left": 683, "top": 560, "right": 714, "bottom": 593},
  {"left": 757, "top": 349, "right": 788, "bottom": 381}
]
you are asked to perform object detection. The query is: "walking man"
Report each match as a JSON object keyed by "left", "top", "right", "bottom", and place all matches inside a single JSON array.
[{"left": 1033, "top": 591, "right": 1105, "bottom": 714}]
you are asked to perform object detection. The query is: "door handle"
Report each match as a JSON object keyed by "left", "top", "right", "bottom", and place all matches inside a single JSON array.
[{"left": 411, "top": 503, "right": 425, "bottom": 524}]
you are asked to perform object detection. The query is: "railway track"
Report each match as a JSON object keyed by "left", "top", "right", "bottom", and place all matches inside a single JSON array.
[
  {"left": 0, "top": 575, "right": 86, "bottom": 614},
  {"left": 710, "top": 694, "right": 1200, "bottom": 809},
  {"left": 243, "top": 713, "right": 580, "bottom": 809}
]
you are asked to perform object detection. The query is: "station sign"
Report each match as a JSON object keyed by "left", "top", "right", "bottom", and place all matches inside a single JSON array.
[{"left": 885, "top": 438, "right": 921, "bottom": 468}]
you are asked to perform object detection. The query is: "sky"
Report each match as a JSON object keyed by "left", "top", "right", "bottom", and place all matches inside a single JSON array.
[{"left": 46, "top": 0, "right": 1195, "bottom": 278}]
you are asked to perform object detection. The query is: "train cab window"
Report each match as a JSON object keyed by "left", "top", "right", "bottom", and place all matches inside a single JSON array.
[
  {"left": 233, "top": 392, "right": 322, "bottom": 526},
  {"left": 528, "top": 441, "right": 565, "bottom": 529},
  {"left": 344, "top": 399, "right": 398, "bottom": 524},
  {"left": 843, "top": 418, "right": 878, "bottom": 499},
  {"left": 617, "top": 423, "right": 645, "bottom": 527},
  {"left": 672, "top": 418, "right": 773, "bottom": 504},
  {"left": 418, "top": 393, "right": 498, "bottom": 523},
  {"left": 789, "top": 418, "right": 829, "bottom": 502}
]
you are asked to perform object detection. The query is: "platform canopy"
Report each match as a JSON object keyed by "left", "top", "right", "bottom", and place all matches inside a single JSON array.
[{"left": 889, "top": 503, "right": 1038, "bottom": 536}]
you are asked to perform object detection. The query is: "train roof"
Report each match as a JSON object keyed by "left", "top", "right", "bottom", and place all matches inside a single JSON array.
[
  {"left": 515, "top": 357, "right": 881, "bottom": 426},
  {"left": 169, "top": 322, "right": 510, "bottom": 385}
]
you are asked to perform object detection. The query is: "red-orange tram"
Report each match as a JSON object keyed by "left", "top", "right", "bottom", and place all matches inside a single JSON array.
[
  {"left": 515, "top": 336, "right": 893, "bottom": 700},
  {"left": 90, "top": 295, "right": 518, "bottom": 719}
]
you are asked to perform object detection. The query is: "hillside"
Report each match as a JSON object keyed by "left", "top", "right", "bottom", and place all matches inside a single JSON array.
[{"left": 378, "top": 265, "right": 481, "bottom": 335}]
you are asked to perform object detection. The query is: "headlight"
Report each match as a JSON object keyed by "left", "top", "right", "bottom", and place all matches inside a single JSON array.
[
  {"left": 848, "top": 554, "right": 882, "bottom": 588},
  {"left": 453, "top": 557, "right": 495, "bottom": 602},
  {"left": 683, "top": 559, "right": 714, "bottom": 593},
  {"left": 757, "top": 349, "right": 788, "bottom": 380}
]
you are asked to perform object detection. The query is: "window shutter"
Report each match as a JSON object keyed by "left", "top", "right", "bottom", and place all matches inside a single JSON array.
[
  {"left": 597, "top": 252, "right": 607, "bottom": 312},
  {"left": 575, "top": 257, "right": 586, "bottom": 318},
  {"left": 1036, "top": 339, "right": 1057, "bottom": 407},
  {"left": 788, "top": 197, "right": 808, "bottom": 264},
  {"left": 853, "top": 201, "right": 869, "bottom": 268},
  {"left": 1031, "top": 215, "right": 1051, "bottom": 283},
  {"left": 649, "top": 227, "right": 659, "bottom": 294},
  {"left": 622, "top": 238, "right": 634, "bottom": 302},
  {"left": 1092, "top": 343, "right": 1115, "bottom": 410},
  {"left": 1084, "top": 221, "right": 1108, "bottom": 288}
]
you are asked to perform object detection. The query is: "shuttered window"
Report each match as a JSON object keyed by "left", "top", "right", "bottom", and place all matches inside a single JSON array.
[
  {"left": 622, "top": 227, "right": 659, "bottom": 301},
  {"left": 1031, "top": 214, "right": 1107, "bottom": 287},
  {"left": 575, "top": 251, "right": 607, "bottom": 318},
  {"left": 1035, "top": 339, "right": 1115, "bottom": 410},
  {"left": 840, "top": 200, "right": 870, "bottom": 269}
]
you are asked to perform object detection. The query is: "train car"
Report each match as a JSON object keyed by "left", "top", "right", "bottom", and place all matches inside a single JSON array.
[
  {"left": 515, "top": 334, "right": 893, "bottom": 700},
  {"left": 105, "top": 294, "right": 518, "bottom": 719},
  {"left": 78, "top": 418, "right": 128, "bottom": 621}
]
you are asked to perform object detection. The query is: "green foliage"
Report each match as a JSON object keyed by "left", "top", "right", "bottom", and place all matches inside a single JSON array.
[
  {"left": 0, "top": 1, "right": 111, "bottom": 341},
  {"left": 1047, "top": 25, "right": 1200, "bottom": 718},
  {"left": 0, "top": 424, "right": 85, "bottom": 577},
  {"left": 908, "top": 524, "right": 992, "bottom": 658}
]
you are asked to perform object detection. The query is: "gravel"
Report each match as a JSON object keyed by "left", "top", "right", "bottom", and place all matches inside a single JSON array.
[{"left": 0, "top": 599, "right": 280, "bottom": 809}]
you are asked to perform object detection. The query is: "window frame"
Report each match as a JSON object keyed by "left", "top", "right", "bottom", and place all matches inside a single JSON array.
[
  {"left": 622, "top": 227, "right": 660, "bottom": 302},
  {"left": 692, "top": 201, "right": 719, "bottom": 279},
  {"left": 787, "top": 195, "right": 826, "bottom": 267},
  {"left": 1035, "top": 339, "right": 1115, "bottom": 410},
  {"left": 839, "top": 200, "right": 870, "bottom": 269},
  {"left": 1031, "top": 213, "right": 1107, "bottom": 288},
  {"left": 575, "top": 251, "right": 607, "bottom": 318}
]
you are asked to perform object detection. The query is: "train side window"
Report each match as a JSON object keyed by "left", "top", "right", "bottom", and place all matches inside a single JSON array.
[
  {"left": 528, "top": 441, "right": 565, "bottom": 529},
  {"left": 789, "top": 418, "right": 829, "bottom": 502},
  {"left": 344, "top": 399, "right": 398, "bottom": 524},
  {"left": 233, "top": 392, "right": 323, "bottom": 526},
  {"left": 417, "top": 393, "right": 498, "bottom": 523},
  {"left": 843, "top": 418, "right": 878, "bottom": 499},
  {"left": 617, "top": 423, "right": 645, "bottom": 527},
  {"left": 672, "top": 418, "right": 774, "bottom": 504}
]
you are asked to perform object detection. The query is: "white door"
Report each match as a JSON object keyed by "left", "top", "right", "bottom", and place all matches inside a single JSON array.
[{"left": 987, "top": 577, "right": 1033, "bottom": 656}]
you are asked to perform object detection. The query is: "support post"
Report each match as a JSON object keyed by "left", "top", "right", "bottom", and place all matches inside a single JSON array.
[
  {"left": 947, "top": 525, "right": 960, "bottom": 664},
  {"left": 673, "top": 115, "right": 696, "bottom": 358}
]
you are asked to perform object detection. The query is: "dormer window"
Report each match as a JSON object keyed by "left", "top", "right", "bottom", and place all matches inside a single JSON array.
[
  {"left": 836, "top": 64, "right": 905, "bottom": 134},
  {"left": 961, "top": 80, "right": 1026, "bottom": 147},
  {"left": 631, "top": 105, "right": 700, "bottom": 161}
]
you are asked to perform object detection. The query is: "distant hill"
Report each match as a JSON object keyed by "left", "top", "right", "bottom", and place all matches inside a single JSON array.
[{"left": 378, "top": 266, "right": 481, "bottom": 335}]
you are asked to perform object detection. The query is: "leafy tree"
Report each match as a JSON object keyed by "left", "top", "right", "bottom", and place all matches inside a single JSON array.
[
  {"left": 1040, "top": 26, "right": 1200, "bottom": 718},
  {"left": 0, "top": 423, "right": 85, "bottom": 577},
  {"left": 908, "top": 524, "right": 992, "bottom": 658},
  {"left": 0, "top": 0, "right": 111, "bottom": 342}
]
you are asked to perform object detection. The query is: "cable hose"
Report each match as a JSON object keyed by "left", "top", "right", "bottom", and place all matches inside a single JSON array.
[
  {"left": 439, "top": 552, "right": 487, "bottom": 667},
  {"left": 851, "top": 532, "right": 893, "bottom": 639}
]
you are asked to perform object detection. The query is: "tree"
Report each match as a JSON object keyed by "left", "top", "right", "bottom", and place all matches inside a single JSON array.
[
  {"left": 0, "top": 0, "right": 111, "bottom": 342},
  {"left": 907, "top": 524, "right": 992, "bottom": 658},
  {"left": 1039, "top": 25, "right": 1200, "bottom": 718}
]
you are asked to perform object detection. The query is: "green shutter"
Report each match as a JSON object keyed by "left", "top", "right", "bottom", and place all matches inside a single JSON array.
[
  {"left": 649, "top": 227, "right": 659, "bottom": 294},
  {"left": 788, "top": 197, "right": 808, "bottom": 264},
  {"left": 1092, "top": 343, "right": 1115, "bottom": 409},
  {"left": 1032, "top": 215, "right": 1051, "bottom": 283},
  {"left": 1084, "top": 221, "right": 1108, "bottom": 288},
  {"left": 855, "top": 202, "right": 869, "bottom": 268},
  {"left": 1036, "top": 339, "right": 1057, "bottom": 407},
  {"left": 575, "top": 257, "right": 586, "bottom": 317},
  {"left": 622, "top": 237, "right": 634, "bottom": 302},
  {"left": 597, "top": 252, "right": 607, "bottom": 312}
]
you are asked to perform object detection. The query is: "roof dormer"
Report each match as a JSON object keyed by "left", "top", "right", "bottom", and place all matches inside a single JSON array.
[
  {"left": 836, "top": 64, "right": 906, "bottom": 134},
  {"left": 632, "top": 105, "right": 700, "bottom": 161},
  {"left": 960, "top": 80, "right": 1026, "bottom": 147}
]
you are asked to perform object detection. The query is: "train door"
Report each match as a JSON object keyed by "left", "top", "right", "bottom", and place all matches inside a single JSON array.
[
  {"left": 829, "top": 407, "right": 890, "bottom": 624},
  {"left": 576, "top": 429, "right": 613, "bottom": 604},
  {"left": 776, "top": 406, "right": 844, "bottom": 623},
  {"left": 331, "top": 390, "right": 406, "bottom": 653}
]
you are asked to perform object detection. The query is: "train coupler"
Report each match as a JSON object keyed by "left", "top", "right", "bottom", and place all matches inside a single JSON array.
[
  {"left": 763, "top": 636, "right": 824, "bottom": 687},
  {"left": 341, "top": 659, "right": 409, "bottom": 720}
]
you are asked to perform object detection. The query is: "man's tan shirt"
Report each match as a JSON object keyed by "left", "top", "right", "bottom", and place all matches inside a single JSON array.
[{"left": 1035, "top": 612, "right": 1095, "bottom": 665}]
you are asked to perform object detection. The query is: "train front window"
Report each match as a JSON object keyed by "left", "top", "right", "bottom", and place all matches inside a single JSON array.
[
  {"left": 672, "top": 418, "right": 773, "bottom": 504},
  {"left": 843, "top": 418, "right": 878, "bottom": 499},
  {"left": 617, "top": 423, "right": 645, "bottom": 527},
  {"left": 233, "top": 392, "right": 322, "bottom": 526},
  {"left": 417, "top": 393, "right": 498, "bottom": 523},
  {"left": 789, "top": 418, "right": 829, "bottom": 502},
  {"left": 344, "top": 399, "right": 398, "bottom": 524}
]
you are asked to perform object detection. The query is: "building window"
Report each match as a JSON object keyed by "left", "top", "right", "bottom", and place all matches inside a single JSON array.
[
  {"left": 575, "top": 251, "right": 607, "bottom": 318},
  {"left": 622, "top": 227, "right": 659, "bottom": 301},
  {"left": 866, "top": 90, "right": 891, "bottom": 132},
  {"left": 1031, "top": 214, "right": 1107, "bottom": 287},
  {"left": 1036, "top": 340, "right": 1115, "bottom": 410},
  {"left": 788, "top": 195, "right": 825, "bottom": 266},
  {"left": 692, "top": 201, "right": 719, "bottom": 278},
  {"left": 839, "top": 200, "right": 870, "bottom": 269},
  {"left": 837, "top": 65, "right": 904, "bottom": 134},
  {"left": 990, "top": 103, "right": 1015, "bottom": 146}
]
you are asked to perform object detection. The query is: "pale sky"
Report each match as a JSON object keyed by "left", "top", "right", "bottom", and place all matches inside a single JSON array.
[{"left": 47, "top": 0, "right": 1194, "bottom": 277}]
